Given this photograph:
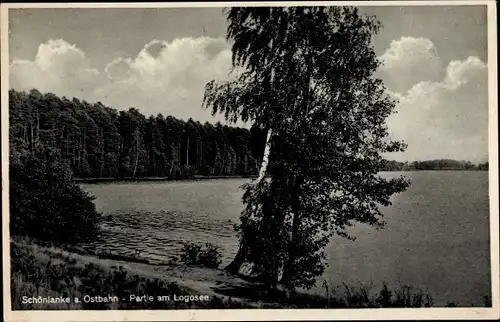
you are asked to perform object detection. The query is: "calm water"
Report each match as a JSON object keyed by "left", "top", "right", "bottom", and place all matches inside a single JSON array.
[{"left": 81, "top": 171, "right": 491, "bottom": 306}]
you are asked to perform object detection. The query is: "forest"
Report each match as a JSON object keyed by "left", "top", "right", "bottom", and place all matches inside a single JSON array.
[
  {"left": 382, "top": 159, "right": 489, "bottom": 171},
  {"left": 9, "top": 89, "right": 266, "bottom": 179},
  {"left": 9, "top": 88, "right": 486, "bottom": 179}
]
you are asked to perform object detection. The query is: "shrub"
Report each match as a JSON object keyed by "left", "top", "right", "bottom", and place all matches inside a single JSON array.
[
  {"left": 9, "top": 147, "right": 101, "bottom": 244},
  {"left": 179, "top": 242, "right": 223, "bottom": 269},
  {"left": 179, "top": 243, "right": 203, "bottom": 265}
]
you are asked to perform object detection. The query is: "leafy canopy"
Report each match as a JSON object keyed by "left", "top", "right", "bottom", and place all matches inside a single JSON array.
[{"left": 206, "top": 6, "right": 412, "bottom": 289}]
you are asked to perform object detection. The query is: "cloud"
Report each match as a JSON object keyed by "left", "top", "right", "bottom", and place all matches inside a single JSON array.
[
  {"left": 95, "top": 37, "right": 237, "bottom": 123},
  {"left": 378, "top": 37, "right": 444, "bottom": 93},
  {"left": 10, "top": 39, "right": 104, "bottom": 99},
  {"left": 10, "top": 37, "right": 239, "bottom": 125},
  {"left": 384, "top": 55, "right": 488, "bottom": 163},
  {"left": 105, "top": 57, "right": 132, "bottom": 81}
]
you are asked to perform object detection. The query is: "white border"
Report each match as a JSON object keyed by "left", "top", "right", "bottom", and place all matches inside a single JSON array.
[
  {"left": 0, "top": 1, "right": 497, "bottom": 8},
  {"left": 1, "top": 2, "right": 498, "bottom": 321}
]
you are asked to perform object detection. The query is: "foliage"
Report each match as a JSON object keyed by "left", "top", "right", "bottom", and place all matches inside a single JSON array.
[
  {"left": 204, "top": 6, "right": 411, "bottom": 290},
  {"left": 178, "top": 242, "right": 223, "bottom": 269},
  {"left": 179, "top": 243, "right": 203, "bottom": 265},
  {"left": 380, "top": 159, "right": 486, "bottom": 171},
  {"left": 9, "top": 146, "right": 101, "bottom": 244},
  {"left": 9, "top": 89, "right": 260, "bottom": 179},
  {"left": 478, "top": 162, "right": 489, "bottom": 171}
]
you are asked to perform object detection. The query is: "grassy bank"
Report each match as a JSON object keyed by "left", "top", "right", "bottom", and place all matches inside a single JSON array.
[
  {"left": 10, "top": 238, "right": 257, "bottom": 310},
  {"left": 11, "top": 237, "right": 487, "bottom": 310}
]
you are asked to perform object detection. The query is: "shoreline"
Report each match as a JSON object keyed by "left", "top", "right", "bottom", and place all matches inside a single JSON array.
[
  {"left": 9, "top": 238, "right": 327, "bottom": 309},
  {"left": 74, "top": 169, "right": 487, "bottom": 184},
  {"left": 74, "top": 175, "right": 258, "bottom": 184},
  {"left": 10, "top": 237, "right": 488, "bottom": 309}
]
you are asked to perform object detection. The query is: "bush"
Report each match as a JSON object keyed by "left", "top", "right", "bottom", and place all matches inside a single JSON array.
[
  {"left": 9, "top": 147, "right": 101, "bottom": 244},
  {"left": 179, "top": 243, "right": 203, "bottom": 265},
  {"left": 179, "top": 242, "right": 223, "bottom": 269}
]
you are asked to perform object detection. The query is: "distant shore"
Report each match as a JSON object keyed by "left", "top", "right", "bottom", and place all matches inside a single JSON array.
[
  {"left": 74, "top": 169, "right": 487, "bottom": 184},
  {"left": 74, "top": 175, "right": 258, "bottom": 184}
]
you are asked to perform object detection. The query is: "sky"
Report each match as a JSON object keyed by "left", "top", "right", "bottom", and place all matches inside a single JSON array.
[{"left": 8, "top": 5, "right": 489, "bottom": 163}]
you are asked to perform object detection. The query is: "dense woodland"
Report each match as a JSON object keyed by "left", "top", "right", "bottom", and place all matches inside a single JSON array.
[
  {"left": 9, "top": 89, "right": 487, "bottom": 178},
  {"left": 9, "top": 89, "right": 266, "bottom": 179}
]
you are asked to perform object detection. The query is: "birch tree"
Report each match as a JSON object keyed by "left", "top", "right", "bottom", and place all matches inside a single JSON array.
[
  {"left": 203, "top": 6, "right": 411, "bottom": 290},
  {"left": 203, "top": 7, "right": 295, "bottom": 277}
]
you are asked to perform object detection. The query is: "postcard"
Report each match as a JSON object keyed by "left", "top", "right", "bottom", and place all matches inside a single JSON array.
[{"left": 1, "top": 1, "right": 498, "bottom": 321}]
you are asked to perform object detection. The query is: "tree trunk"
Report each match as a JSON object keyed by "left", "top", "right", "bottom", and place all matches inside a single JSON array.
[
  {"left": 186, "top": 136, "right": 190, "bottom": 166},
  {"left": 132, "top": 129, "right": 140, "bottom": 177},
  {"left": 152, "top": 150, "right": 156, "bottom": 176},
  {"left": 257, "top": 129, "right": 273, "bottom": 182},
  {"left": 225, "top": 239, "right": 250, "bottom": 274},
  {"left": 36, "top": 111, "right": 40, "bottom": 143},
  {"left": 28, "top": 122, "right": 34, "bottom": 154},
  {"left": 280, "top": 175, "right": 303, "bottom": 287},
  {"left": 224, "top": 128, "right": 273, "bottom": 273},
  {"left": 99, "top": 129, "right": 105, "bottom": 177},
  {"left": 75, "top": 143, "right": 80, "bottom": 171},
  {"left": 177, "top": 141, "right": 181, "bottom": 167},
  {"left": 22, "top": 125, "right": 27, "bottom": 144},
  {"left": 224, "top": 6, "right": 276, "bottom": 272}
]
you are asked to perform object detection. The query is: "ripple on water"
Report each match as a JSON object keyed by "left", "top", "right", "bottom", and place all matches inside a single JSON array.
[{"left": 92, "top": 209, "right": 238, "bottom": 264}]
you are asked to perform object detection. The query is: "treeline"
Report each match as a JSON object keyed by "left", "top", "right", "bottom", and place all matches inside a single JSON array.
[
  {"left": 381, "top": 159, "right": 489, "bottom": 171},
  {"left": 9, "top": 89, "right": 486, "bottom": 178},
  {"left": 9, "top": 89, "right": 266, "bottom": 179}
]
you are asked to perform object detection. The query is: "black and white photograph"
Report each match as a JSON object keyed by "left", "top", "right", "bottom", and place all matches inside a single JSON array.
[{"left": 1, "top": 1, "right": 498, "bottom": 321}]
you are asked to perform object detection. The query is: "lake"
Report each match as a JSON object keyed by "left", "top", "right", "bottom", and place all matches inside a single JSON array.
[{"left": 80, "top": 171, "right": 491, "bottom": 306}]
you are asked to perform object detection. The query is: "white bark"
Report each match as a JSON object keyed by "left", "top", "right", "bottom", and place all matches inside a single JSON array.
[
  {"left": 132, "top": 129, "right": 139, "bottom": 177},
  {"left": 256, "top": 128, "right": 273, "bottom": 183}
]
